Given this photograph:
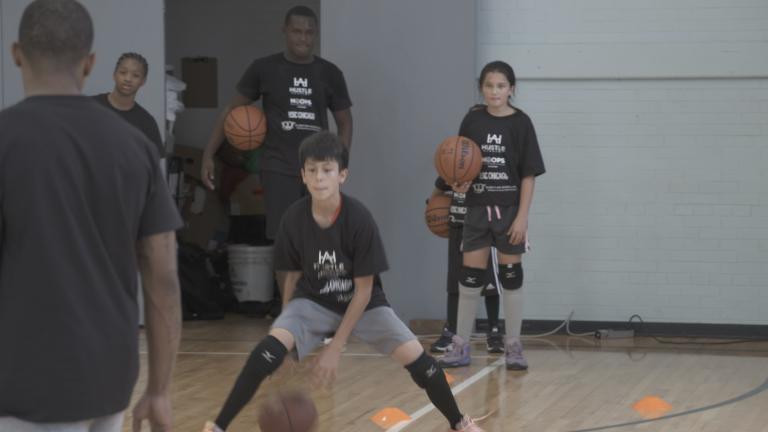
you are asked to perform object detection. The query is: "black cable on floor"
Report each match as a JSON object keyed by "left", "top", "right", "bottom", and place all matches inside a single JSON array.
[{"left": 628, "top": 314, "right": 768, "bottom": 345}]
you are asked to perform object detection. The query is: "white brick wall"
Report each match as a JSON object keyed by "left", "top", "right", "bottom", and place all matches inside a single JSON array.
[{"left": 478, "top": 0, "right": 768, "bottom": 324}]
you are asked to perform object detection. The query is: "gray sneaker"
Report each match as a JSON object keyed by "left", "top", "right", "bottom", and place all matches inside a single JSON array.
[
  {"left": 439, "top": 335, "right": 471, "bottom": 368},
  {"left": 505, "top": 338, "right": 528, "bottom": 370}
]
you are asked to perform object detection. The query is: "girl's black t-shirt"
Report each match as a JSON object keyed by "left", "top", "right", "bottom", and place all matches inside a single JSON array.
[
  {"left": 93, "top": 93, "right": 164, "bottom": 157},
  {"left": 459, "top": 107, "right": 546, "bottom": 206}
]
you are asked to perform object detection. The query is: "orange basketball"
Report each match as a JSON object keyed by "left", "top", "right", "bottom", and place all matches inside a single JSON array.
[
  {"left": 224, "top": 105, "right": 267, "bottom": 150},
  {"left": 434, "top": 136, "right": 482, "bottom": 184},
  {"left": 258, "top": 390, "right": 318, "bottom": 432},
  {"left": 425, "top": 194, "right": 452, "bottom": 238}
]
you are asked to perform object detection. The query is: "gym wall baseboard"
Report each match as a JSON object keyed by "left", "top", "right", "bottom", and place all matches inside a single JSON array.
[{"left": 409, "top": 319, "right": 768, "bottom": 340}]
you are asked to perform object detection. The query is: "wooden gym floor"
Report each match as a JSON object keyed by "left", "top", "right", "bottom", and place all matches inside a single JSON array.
[{"left": 126, "top": 315, "right": 768, "bottom": 432}]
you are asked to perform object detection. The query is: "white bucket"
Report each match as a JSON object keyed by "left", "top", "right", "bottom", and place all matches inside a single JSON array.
[{"left": 228, "top": 245, "right": 274, "bottom": 303}]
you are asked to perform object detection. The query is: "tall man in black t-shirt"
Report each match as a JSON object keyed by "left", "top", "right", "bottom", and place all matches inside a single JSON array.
[
  {"left": 0, "top": 1, "right": 183, "bottom": 431},
  {"left": 200, "top": 5, "right": 353, "bottom": 242}
]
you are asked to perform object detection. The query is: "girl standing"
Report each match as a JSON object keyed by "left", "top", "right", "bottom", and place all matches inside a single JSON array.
[{"left": 439, "top": 61, "right": 545, "bottom": 370}]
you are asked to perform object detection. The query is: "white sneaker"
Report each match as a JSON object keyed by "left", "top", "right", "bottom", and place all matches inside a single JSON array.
[{"left": 202, "top": 421, "right": 223, "bottom": 432}]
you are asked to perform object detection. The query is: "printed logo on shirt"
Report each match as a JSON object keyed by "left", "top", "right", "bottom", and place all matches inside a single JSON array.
[
  {"left": 487, "top": 134, "right": 503, "bottom": 144},
  {"left": 482, "top": 156, "right": 506, "bottom": 165},
  {"left": 318, "top": 250, "right": 337, "bottom": 266},
  {"left": 473, "top": 183, "right": 486, "bottom": 194},
  {"left": 481, "top": 144, "right": 506, "bottom": 153},
  {"left": 314, "top": 250, "right": 354, "bottom": 303},
  {"left": 282, "top": 121, "right": 296, "bottom": 131},
  {"left": 478, "top": 172, "right": 509, "bottom": 181},
  {"left": 293, "top": 77, "right": 309, "bottom": 87},
  {"left": 290, "top": 76, "right": 313, "bottom": 96},
  {"left": 290, "top": 97, "right": 313, "bottom": 109},
  {"left": 485, "top": 184, "right": 517, "bottom": 193},
  {"left": 450, "top": 205, "right": 467, "bottom": 215},
  {"left": 288, "top": 111, "right": 317, "bottom": 120},
  {"left": 295, "top": 124, "right": 322, "bottom": 132}
]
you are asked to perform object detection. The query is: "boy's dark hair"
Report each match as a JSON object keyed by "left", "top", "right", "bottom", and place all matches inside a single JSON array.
[
  {"left": 115, "top": 52, "right": 149, "bottom": 77},
  {"left": 18, "top": 0, "right": 93, "bottom": 70},
  {"left": 299, "top": 132, "right": 349, "bottom": 170},
  {"left": 284, "top": 5, "right": 318, "bottom": 26}
]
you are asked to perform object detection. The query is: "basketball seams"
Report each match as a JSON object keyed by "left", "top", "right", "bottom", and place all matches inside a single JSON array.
[
  {"left": 279, "top": 394, "right": 296, "bottom": 432},
  {"left": 251, "top": 108, "right": 265, "bottom": 136},
  {"left": 245, "top": 106, "right": 256, "bottom": 149},
  {"left": 223, "top": 131, "right": 266, "bottom": 139},
  {"left": 436, "top": 136, "right": 481, "bottom": 185},
  {"left": 465, "top": 136, "right": 480, "bottom": 184},
  {"left": 225, "top": 106, "right": 266, "bottom": 150},
  {"left": 435, "top": 147, "right": 447, "bottom": 185},
  {"left": 228, "top": 107, "right": 251, "bottom": 133},
  {"left": 450, "top": 136, "right": 460, "bottom": 184},
  {"left": 436, "top": 137, "right": 460, "bottom": 184},
  {"left": 226, "top": 107, "right": 263, "bottom": 134},
  {"left": 259, "top": 392, "right": 316, "bottom": 432},
  {"left": 425, "top": 207, "right": 451, "bottom": 223},
  {"left": 425, "top": 194, "right": 451, "bottom": 237}
]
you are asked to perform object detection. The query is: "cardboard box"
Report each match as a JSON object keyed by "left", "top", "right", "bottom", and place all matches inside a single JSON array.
[
  {"left": 173, "top": 145, "right": 206, "bottom": 183},
  {"left": 182, "top": 57, "right": 218, "bottom": 108},
  {"left": 178, "top": 183, "right": 227, "bottom": 249}
]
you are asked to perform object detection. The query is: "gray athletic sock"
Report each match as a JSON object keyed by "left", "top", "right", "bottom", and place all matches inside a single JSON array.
[
  {"left": 503, "top": 289, "right": 524, "bottom": 340},
  {"left": 456, "top": 284, "right": 482, "bottom": 342}
]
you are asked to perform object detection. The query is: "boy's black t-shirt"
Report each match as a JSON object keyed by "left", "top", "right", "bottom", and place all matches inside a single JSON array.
[
  {"left": 237, "top": 53, "right": 352, "bottom": 176},
  {"left": 93, "top": 93, "right": 164, "bottom": 157},
  {"left": 0, "top": 96, "right": 182, "bottom": 422},
  {"left": 273, "top": 194, "right": 389, "bottom": 314},
  {"left": 459, "top": 107, "right": 546, "bottom": 206}
]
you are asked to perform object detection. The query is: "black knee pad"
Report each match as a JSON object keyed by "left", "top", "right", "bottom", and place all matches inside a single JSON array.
[
  {"left": 459, "top": 266, "right": 487, "bottom": 289},
  {"left": 498, "top": 263, "right": 523, "bottom": 290},
  {"left": 244, "top": 335, "right": 288, "bottom": 376},
  {"left": 405, "top": 352, "right": 443, "bottom": 389}
]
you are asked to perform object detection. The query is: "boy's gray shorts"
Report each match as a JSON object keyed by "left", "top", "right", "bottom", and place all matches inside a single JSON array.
[
  {"left": 272, "top": 298, "right": 416, "bottom": 360},
  {"left": 0, "top": 412, "right": 123, "bottom": 432}
]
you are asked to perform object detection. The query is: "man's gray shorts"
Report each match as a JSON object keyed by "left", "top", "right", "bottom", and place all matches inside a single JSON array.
[
  {"left": 273, "top": 298, "right": 416, "bottom": 360},
  {"left": 0, "top": 412, "right": 123, "bottom": 432},
  {"left": 462, "top": 205, "right": 528, "bottom": 255}
]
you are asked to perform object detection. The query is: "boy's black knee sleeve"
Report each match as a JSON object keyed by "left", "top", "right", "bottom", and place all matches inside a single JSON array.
[
  {"left": 405, "top": 352, "right": 464, "bottom": 427},
  {"left": 405, "top": 352, "right": 443, "bottom": 389},
  {"left": 498, "top": 263, "right": 523, "bottom": 290},
  {"left": 459, "top": 266, "right": 487, "bottom": 289},
  {"left": 246, "top": 335, "right": 288, "bottom": 376},
  {"left": 214, "top": 335, "right": 289, "bottom": 429}
]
